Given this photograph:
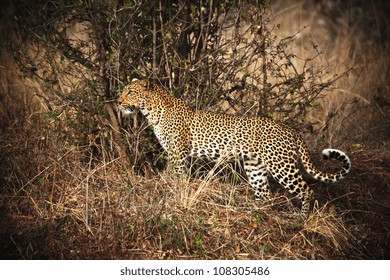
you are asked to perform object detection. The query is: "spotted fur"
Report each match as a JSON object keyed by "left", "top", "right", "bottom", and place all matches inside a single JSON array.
[{"left": 118, "top": 80, "right": 351, "bottom": 214}]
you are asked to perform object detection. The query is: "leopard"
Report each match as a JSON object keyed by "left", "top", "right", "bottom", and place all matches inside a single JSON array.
[{"left": 118, "top": 79, "right": 351, "bottom": 215}]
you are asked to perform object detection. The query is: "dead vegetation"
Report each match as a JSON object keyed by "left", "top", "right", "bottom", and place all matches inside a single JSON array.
[{"left": 0, "top": 115, "right": 389, "bottom": 259}]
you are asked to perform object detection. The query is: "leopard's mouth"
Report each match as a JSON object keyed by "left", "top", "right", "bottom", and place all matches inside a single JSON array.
[{"left": 118, "top": 105, "right": 135, "bottom": 115}]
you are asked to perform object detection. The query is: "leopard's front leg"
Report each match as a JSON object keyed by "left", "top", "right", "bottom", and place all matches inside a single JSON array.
[{"left": 167, "top": 133, "right": 190, "bottom": 175}]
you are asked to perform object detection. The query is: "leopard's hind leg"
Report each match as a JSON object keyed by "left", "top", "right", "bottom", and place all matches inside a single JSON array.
[
  {"left": 267, "top": 159, "right": 314, "bottom": 215},
  {"left": 243, "top": 158, "right": 271, "bottom": 201}
]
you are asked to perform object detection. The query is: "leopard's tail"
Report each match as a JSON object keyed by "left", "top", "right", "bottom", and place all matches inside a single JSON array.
[{"left": 299, "top": 139, "right": 351, "bottom": 183}]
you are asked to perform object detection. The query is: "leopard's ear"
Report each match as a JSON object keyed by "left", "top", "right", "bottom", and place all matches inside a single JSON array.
[
  {"left": 140, "top": 80, "right": 150, "bottom": 89},
  {"left": 130, "top": 78, "right": 150, "bottom": 89}
]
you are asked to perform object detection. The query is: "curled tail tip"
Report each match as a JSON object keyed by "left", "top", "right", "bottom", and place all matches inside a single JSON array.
[
  {"left": 322, "top": 148, "right": 347, "bottom": 159},
  {"left": 322, "top": 148, "right": 351, "bottom": 174}
]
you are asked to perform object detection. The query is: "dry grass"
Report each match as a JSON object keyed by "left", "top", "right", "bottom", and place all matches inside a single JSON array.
[{"left": 1, "top": 117, "right": 388, "bottom": 259}]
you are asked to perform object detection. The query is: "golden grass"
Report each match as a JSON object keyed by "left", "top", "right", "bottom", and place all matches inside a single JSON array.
[{"left": 0, "top": 117, "right": 379, "bottom": 259}]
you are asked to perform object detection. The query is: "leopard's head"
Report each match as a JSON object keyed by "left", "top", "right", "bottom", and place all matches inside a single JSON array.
[{"left": 118, "top": 79, "right": 150, "bottom": 115}]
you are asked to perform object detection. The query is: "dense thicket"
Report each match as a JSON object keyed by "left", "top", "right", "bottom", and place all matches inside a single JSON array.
[{"left": 4, "top": 0, "right": 344, "bottom": 168}]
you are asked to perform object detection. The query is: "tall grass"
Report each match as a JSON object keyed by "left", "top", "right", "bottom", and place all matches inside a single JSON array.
[{"left": 0, "top": 123, "right": 365, "bottom": 259}]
